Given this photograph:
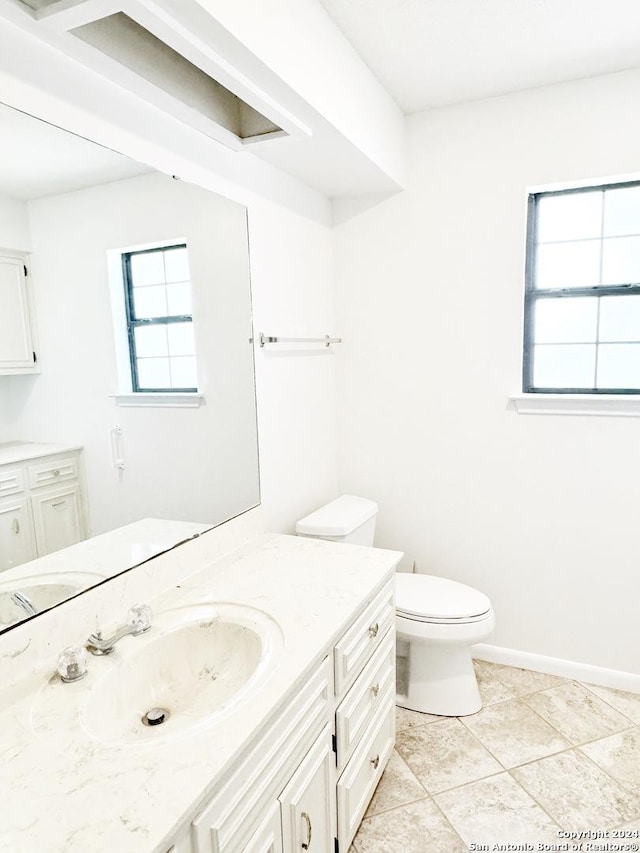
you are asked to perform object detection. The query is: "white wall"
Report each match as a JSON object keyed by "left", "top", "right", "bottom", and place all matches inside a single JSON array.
[
  {"left": 8, "top": 174, "right": 260, "bottom": 535},
  {"left": 334, "top": 69, "right": 640, "bottom": 675},
  {"left": 0, "top": 194, "right": 30, "bottom": 251},
  {"left": 249, "top": 197, "right": 338, "bottom": 532}
]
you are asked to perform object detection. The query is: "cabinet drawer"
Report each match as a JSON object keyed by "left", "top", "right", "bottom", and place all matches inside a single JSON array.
[
  {"left": 28, "top": 456, "right": 78, "bottom": 490},
  {"left": 192, "top": 657, "right": 331, "bottom": 853},
  {"left": 243, "top": 802, "right": 283, "bottom": 853},
  {"left": 334, "top": 581, "right": 394, "bottom": 697},
  {"left": 336, "top": 629, "right": 395, "bottom": 771},
  {"left": 0, "top": 467, "right": 24, "bottom": 498},
  {"left": 337, "top": 690, "right": 395, "bottom": 851}
]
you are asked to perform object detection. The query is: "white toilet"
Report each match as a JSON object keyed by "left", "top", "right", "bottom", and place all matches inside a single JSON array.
[{"left": 296, "top": 495, "right": 495, "bottom": 717}]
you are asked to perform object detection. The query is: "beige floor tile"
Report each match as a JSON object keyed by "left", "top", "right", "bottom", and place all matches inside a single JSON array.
[
  {"left": 615, "top": 820, "right": 640, "bottom": 831},
  {"left": 512, "top": 748, "right": 640, "bottom": 829},
  {"left": 479, "top": 661, "right": 567, "bottom": 696},
  {"left": 396, "top": 717, "right": 502, "bottom": 793},
  {"left": 524, "top": 682, "right": 633, "bottom": 745},
  {"left": 365, "top": 750, "right": 427, "bottom": 817},
  {"left": 434, "top": 772, "right": 561, "bottom": 845},
  {"left": 461, "top": 699, "right": 569, "bottom": 768},
  {"left": 395, "top": 704, "right": 441, "bottom": 732},
  {"left": 473, "top": 659, "right": 517, "bottom": 706},
  {"left": 582, "top": 683, "right": 640, "bottom": 724},
  {"left": 581, "top": 727, "right": 640, "bottom": 791},
  {"left": 354, "top": 797, "right": 466, "bottom": 853}
]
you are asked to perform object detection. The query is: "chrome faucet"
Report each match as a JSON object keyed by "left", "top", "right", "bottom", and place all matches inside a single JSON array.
[
  {"left": 11, "top": 591, "right": 38, "bottom": 617},
  {"left": 86, "top": 603, "right": 152, "bottom": 655}
]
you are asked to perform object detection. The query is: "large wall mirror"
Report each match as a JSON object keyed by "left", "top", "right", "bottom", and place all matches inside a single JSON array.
[{"left": 0, "top": 102, "right": 260, "bottom": 634}]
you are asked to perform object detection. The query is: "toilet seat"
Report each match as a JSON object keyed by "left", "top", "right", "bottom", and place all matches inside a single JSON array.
[{"left": 395, "top": 573, "right": 491, "bottom": 624}]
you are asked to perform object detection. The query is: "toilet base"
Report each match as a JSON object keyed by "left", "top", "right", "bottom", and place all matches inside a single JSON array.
[{"left": 397, "top": 643, "right": 482, "bottom": 717}]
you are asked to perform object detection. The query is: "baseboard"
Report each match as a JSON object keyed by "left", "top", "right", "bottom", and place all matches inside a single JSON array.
[{"left": 474, "top": 643, "right": 640, "bottom": 694}]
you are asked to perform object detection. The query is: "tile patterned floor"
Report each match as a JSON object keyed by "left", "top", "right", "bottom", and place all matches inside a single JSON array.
[{"left": 350, "top": 660, "right": 640, "bottom": 852}]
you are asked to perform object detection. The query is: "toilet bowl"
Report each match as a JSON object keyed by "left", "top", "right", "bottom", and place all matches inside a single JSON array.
[
  {"left": 296, "top": 495, "right": 495, "bottom": 717},
  {"left": 395, "top": 573, "right": 495, "bottom": 716}
]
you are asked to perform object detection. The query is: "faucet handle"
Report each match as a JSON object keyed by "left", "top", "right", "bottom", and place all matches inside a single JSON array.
[
  {"left": 57, "top": 645, "right": 88, "bottom": 683},
  {"left": 128, "top": 603, "right": 152, "bottom": 634}
]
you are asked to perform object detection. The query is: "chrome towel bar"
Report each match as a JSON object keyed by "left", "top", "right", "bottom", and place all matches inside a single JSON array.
[{"left": 258, "top": 333, "right": 342, "bottom": 347}]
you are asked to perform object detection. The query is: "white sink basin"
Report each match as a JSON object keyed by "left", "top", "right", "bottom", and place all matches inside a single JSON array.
[{"left": 32, "top": 603, "right": 283, "bottom": 746}]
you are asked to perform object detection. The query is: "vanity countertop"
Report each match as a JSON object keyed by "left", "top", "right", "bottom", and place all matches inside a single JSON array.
[
  {"left": 0, "top": 528, "right": 401, "bottom": 853},
  {"left": 0, "top": 440, "right": 83, "bottom": 465}
]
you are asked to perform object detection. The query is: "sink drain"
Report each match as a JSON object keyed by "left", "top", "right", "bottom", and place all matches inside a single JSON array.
[{"left": 142, "top": 707, "right": 170, "bottom": 727}]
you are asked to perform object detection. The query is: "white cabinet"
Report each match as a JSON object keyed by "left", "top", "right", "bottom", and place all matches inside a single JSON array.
[
  {"left": 279, "top": 725, "right": 335, "bottom": 853},
  {"left": 0, "top": 445, "right": 88, "bottom": 572},
  {"left": 185, "top": 578, "right": 396, "bottom": 853},
  {"left": 334, "top": 586, "right": 396, "bottom": 852},
  {"left": 0, "top": 252, "right": 38, "bottom": 374},
  {"left": 0, "top": 494, "right": 38, "bottom": 571},
  {"left": 31, "top": 483, "right": 85, "bottom": 556}
]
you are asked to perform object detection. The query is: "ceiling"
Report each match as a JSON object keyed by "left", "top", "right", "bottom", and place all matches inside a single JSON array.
[
  {"left": 0, "top": 102, "right": 150, "bottom": 200},
  {"left": 318, "top": 0, "right": 640, "bottom": 113}
]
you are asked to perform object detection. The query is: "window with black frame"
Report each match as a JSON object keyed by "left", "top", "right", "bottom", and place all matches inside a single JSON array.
[
  {"left": 122, "top": 244, "right": 198, "bottom": 393},
  {"left": 524, "top": 181, "right": 640, "bottom": 393}
]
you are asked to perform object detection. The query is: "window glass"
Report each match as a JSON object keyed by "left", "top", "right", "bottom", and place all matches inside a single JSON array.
[
  {"left": 533, "top": 344, "right": 596, "bottom": 389},
  {"left": 525, "top": 182, "right": 640, "bottom": 393},
  {"left": 536, "top": 190, "right": 602, "bottom": 242},
  {"left": 601, "top": 236, "right": 640, "bottom": 285},
  {"left": 534, "top": 297, "right": 597, "bottom": 344},
  {"left": 535, "top": 240, "right": 601, "bottom": 289},
  {"left": 603, "top": 185, "right": 640, "bottom": 237},
  {"left": 123, "top": 244, "right": 197, "bottom": 392},
  {"left": 597, "top": 344, "right": 640, "bottom": 389}
]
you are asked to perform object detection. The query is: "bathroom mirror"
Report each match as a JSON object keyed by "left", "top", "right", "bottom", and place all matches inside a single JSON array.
[{"left": 0, "top": 102, "right": 260, "bottom": 633}]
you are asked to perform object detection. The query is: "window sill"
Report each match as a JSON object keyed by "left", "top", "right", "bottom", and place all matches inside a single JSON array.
[
  {"left": 509, "top": 393, "right": 640, "bottom": 417},
  {"left": 110, "top": 393, "right": 204, "bottom": 408}
]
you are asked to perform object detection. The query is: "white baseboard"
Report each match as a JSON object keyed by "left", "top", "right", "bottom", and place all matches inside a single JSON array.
[{"left": 474, "top": 643, "right": 640, "bottom": 694}]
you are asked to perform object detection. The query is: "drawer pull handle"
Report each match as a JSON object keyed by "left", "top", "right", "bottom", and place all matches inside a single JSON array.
[
  {"left": 51, "top": 501, "right": 66, "bottom": 508},
  {"left": 301, "top": 811, "right": 312, "bottom": 850},
  {"left": 368, "top": 622, "right": 379, "bottom": 638},
  {"left": 12, "top": 518, "right": 19, "bottom": 535},
  {"left": 52, "top": 469, "right": 60, "bottom": 477},
  {"left": 371, "top": 754, "right": 380, "bottom": 770},
  {"left": 371, "top": 683, "right": 380, "bottom": 697}
]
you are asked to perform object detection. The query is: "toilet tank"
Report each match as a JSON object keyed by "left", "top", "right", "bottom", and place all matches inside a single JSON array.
[{"left": 295, "top": 495, "right": 378, "bottom": 546}]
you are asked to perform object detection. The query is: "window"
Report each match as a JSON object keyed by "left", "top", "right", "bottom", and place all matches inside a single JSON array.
[
  {"left": 122, "top": 244, "right": 198, "bottom": 392},
  {"left": 524, "top": 181, "right": 640, "bottom": 394}
]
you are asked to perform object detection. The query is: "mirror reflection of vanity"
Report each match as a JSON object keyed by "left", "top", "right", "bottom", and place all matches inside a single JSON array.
[{"left": 0, "top": 103, "right": 260, "bottom": 631}]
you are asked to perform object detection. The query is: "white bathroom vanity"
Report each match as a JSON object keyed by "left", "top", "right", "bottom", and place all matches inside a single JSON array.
[{"left": 0, "top": 509, "right": 401, "bottom": 853}]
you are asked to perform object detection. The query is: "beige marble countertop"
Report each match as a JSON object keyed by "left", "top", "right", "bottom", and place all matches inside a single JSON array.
[{"left": 0, "top": 527, "right": 401, "bottom": 853}]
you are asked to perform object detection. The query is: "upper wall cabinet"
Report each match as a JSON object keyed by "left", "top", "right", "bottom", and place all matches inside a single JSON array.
[{"left": 0, "top": 252, "right": 38, "bottom": 375}]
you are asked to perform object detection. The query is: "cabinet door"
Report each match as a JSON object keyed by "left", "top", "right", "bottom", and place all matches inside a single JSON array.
[
  {"left": 279, "top": 724, "right": 335, "bottom": 853},
  {"left": 0, "top": 495, "right": 37, "bottom": 572},
  {"left": 244, "top": 803, "right": 283, "bottom": 853},
  {"left": 0, "top": 255, "right": 36, "bottom": 371},
  {"left": 31, "top": 484, "right": 84, "bottom": 557}
]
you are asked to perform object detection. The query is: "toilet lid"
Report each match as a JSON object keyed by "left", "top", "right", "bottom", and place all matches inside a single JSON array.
[{"left": 395, "top": 573, "right": 491, "bottom": 622}]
